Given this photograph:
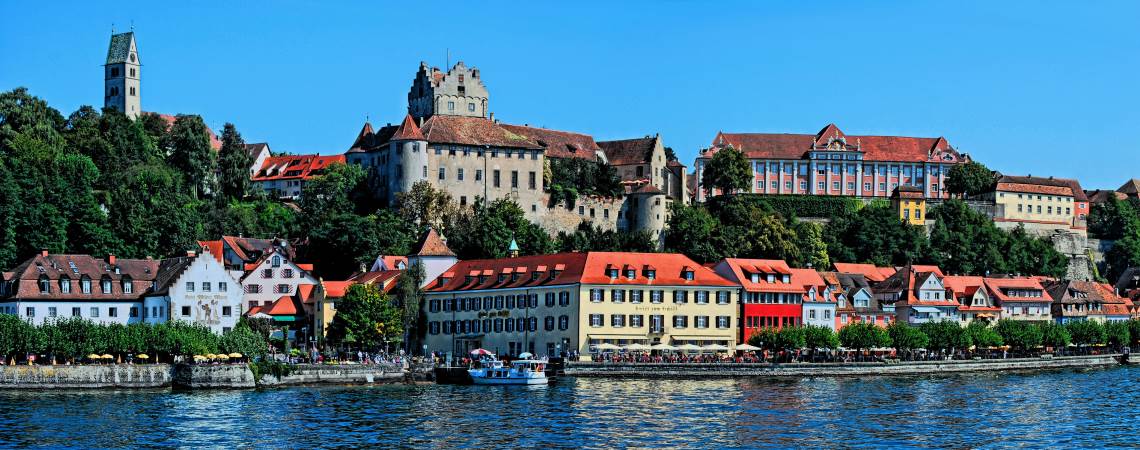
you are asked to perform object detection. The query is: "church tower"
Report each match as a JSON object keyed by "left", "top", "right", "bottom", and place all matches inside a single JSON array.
[{"left": 104, "top": 31, "right": 141, "bottom": 119}]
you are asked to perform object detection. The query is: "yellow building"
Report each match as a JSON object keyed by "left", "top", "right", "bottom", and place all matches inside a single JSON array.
[
  {"left": 982, "top": 175, "right": 1077, "bottom": 236},
  {"left": 422, "top": 252, "right": 739, "bottom": 360},
  {"left": 891, "top": 185, "right": 926, "bottom": 225}
]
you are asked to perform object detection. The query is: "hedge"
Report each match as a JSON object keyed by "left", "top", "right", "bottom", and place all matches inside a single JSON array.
[{"left": 710, "top": 194, "right": 863, "bottom": 219}]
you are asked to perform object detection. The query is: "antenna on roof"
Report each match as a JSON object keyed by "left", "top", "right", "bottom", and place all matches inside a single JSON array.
[
  {"left": 111, "top": 23, "right": 115, "bottom": 34},
  {"left": 130, "top": 20, "right": 134, "bottom": 31}
]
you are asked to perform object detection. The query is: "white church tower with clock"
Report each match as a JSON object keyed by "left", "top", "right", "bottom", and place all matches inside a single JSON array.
[{"left": 104, "top": 31, "right": 141, "bottom": 119}]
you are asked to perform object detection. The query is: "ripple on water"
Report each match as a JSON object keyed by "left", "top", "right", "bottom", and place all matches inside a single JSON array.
[{"left": 0, "top": 367, "right": 1135, "bottom": 449}]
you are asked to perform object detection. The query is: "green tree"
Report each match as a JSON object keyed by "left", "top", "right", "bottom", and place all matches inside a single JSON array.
[
  {"left": 945, "top": 161, "right": 996, "bottom": 197},
  {"left": 398, "top": 260, "right": 427, "bottom": 354},
  {"left": 773, "top": 326, "right": 806, "bottom": 352},
  {"left": 1038, "top": 321, "right": 1071, "bottom": 351},
  {"left": 700, "top": 146, "right": 750, "bottom": 196},
  {"left": 220, "top": 323, "right": 269, "bottom": 358},
  {"left": 665, "top": 203, "right": 722, "bottom": 263},
  {"left": 1105, "top": 321, "right": 1131, "bottom": 350},
  {"left": 964, "top": 322, "right": 1004, "bottom": 350},
  {"left": 927, "top": 200, "right": 1007, "bottom": 276},
  {"left": 994, "top": 320, "right": 1043, "bottom": 354},
  {"left": 557, "top": 222, "right": 657, "bottom": 253},
  {"left": 165, "top": 114, "right": 216, "bottom": 199},
  {"left": 887, "top": 321, "right": 929, "bottom": 359},
  {"left": 1129, "top": 319, "right": 1140, "bottom": 347},
  {"left": 1105, "top": 217, "right": 1140, "bottom": 283},
  {"left": 219, "top": 199, "right": 298, "bottom": 238},
  {"left": 747, "top": 328, "right": 779, "bottom": 352},
  {"left": 1088, "top": 196, "right": 1140, "bottom": 240},
  {"left": 216, "top": 123, "right": 252, "bottom": 201},
  {"left": 445, "top": 198, "right": 554, "bottom": 260},
  {"left": 396, "top": 180, "right": 458, "bottom": 230},
  {"left": 824, "top": 206, "right": 931, "bottom": 267},
  {"left": 838, "top": 323, "right": 891, "bottom": 352},
  {"left": 919, "top": 320, "right": 970, "bottom": 355},
  {"left": 1066, "top": 320, "right": 1107, "bottom": 349},
  {"left": 791, "top": 221, "right": 830, "bottom": 269},
  {"left": 802, "top": 325, "right": 840, "bottom": 357},
  {"left": 300, "top": 162, "right": 367, "bottom": 226},
  {"left": 326, "top": 284, "right": 402, "bottom": 351},
  {"left": 107, "top": 163, "right": 199, "bottom": 258}
]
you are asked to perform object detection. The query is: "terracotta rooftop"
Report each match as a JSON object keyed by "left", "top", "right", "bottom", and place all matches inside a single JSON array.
[
  {"left": 597, "top": 136, "right": 658, "bottom": 166},
  {"left": 832, "top": 263, "right": 896, "bottom": 282},
  {"left": 252, "top": 154, "right": 345, "bottom": 182},
  {"left": 391, "top": 114, "right": 425, "bottom": 141},
  {"left": 994, "top": 175, "right": 1075, "bottom": 197},
  {"left": 705, "top": 123, "right": 965, "bottom": 164},
  {"left": 410, "top": 228, "right": 456, "bottom": 257},
  {"left": 420, "top": 115, "right": 540, "bottom": 149},
  {"left": 499, "top": 124, "right": 601, "bottom": 160},
  {"left": 2, "top": 253, "right": 160, "bottom": 301}
]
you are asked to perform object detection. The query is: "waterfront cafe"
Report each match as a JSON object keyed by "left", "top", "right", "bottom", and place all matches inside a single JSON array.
[{"left": 422, "top": 252, "right": 740, "bottom": 361}]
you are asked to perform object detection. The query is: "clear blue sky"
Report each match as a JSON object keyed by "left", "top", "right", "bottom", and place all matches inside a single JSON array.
[{"left": 2, "top": 1, "right": 1137, "bottom": 189}]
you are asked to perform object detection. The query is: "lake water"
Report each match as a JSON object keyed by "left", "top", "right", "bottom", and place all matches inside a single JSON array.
[{"left": 0, "top": 366, "right": 1136, "bottom": 448}]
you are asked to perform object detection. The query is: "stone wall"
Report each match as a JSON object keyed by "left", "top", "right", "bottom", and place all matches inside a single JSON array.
[
  {"left": 533, "top": 195, "right": 624, "bottom": 235},
  {"left": 172, "top": 363, "right": 256, "bottom": 389},
  {"left": 258, "top": 363, "right": 405, "bottom": 387},
  {"left": 0, "top": 364, "right": 172, "bottom": 389},
  {"left": 564, "top": 354, "right": 1120, "bottom": 378}
]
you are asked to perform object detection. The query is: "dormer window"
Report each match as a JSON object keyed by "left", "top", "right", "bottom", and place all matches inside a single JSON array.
[
  {"left": 682, "top": 269, "right": 694, "bottom": 281},
  {"left": 607, "top": 268, "right": 618, "bottom": 279},
  {"left": 465, "top": 275, "right": 474, "bottom": 284},
  {"left": 101, "top": 276, "right": 113, "bottom": 294},
  {"left": 478, "top": 275, "right": 487, "bottom": 284},
  {"left": 439, "top": 277, "right": 451, "bottom": 287},
  {"left": 646, "top": 270, "right": 656, "bottom": 280},
  {"left": 781, "top": 274, "right": 790, "bottom": 283},
  {"left": 122, "top": 276, "right": 133, "bottom": 294},
  {"left": 550, "top": 270, "right": 560, "bottom": 280},
  {"left": 80, "top": 276, "right": 92, "bottom": 294},
  {"left": 750, "top": 273, "right": 759, "bottom": 283},
  {"left": 625, "top": 269, "right": 635, "bottom": 280},
  {"left": 767, "top": 274, "right": 775, "bottom": 283},
  {"left": 272, "top": 256, "right": 282, "bottom": 268},
  {"left": 497, "top": 274, "right": 506, "bottom": 283},
  {"left": 531, "top": 272, "right": 539, "bottom": 281},
  {"left": 59, "top": 276, "right": 71, "bottom": 294},
  {"left": 39, "top": 276, "right": 51, "bottom": 294},
  {"left": 511, "top": 273, "right": 519, "bottom": 283}
]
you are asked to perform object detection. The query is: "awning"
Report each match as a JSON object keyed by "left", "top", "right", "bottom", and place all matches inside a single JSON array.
[
  {"left": 912, "top": 306, "right": 942, "bottom": 313},
  {"left": 588, "top": 334, "right": 648, "bottom": 340},
  {"left": 669, "top": 335, "right": 731, "bottom": 340}
]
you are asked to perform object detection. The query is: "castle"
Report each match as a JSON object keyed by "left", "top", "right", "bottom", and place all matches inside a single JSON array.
[{"left": 345, "top": 61, "right": 688, "bottom": 245}]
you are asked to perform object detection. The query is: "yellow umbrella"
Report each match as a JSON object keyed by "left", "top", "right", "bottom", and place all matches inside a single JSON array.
[
  {"left": 100, "top": 354, "right": 114, "bottom": 359},
  {"left": 215, "top": 354, "right": 229, "bottom": 360},
  {"left": 137, "top": 354, "right": 150, "bottom": 359},
  {"left": 228, "top": 353, "right": 242, "bottom": 358},
  {"left": 193, "top": 355, "right": 207, "bottom": 362},
  {"left": 86, "top": 354, "right": 100, "bottom": 360}
]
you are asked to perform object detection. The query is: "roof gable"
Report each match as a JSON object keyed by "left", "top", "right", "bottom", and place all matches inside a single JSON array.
[{"left": 410, "top": 228, "right": 456, "bottom": 257}]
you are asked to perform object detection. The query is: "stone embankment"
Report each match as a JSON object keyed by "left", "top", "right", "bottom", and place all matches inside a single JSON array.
[
  {"left": 564, "top": 354, "right": 1121, "bottom": 378},
  {"left": 0, "top": 363, "right": 408, "bottom": 389}
]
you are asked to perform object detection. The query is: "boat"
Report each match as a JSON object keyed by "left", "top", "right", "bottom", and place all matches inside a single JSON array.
[{"left": 468, "top": 352, "right": 549, "bottom": 385}]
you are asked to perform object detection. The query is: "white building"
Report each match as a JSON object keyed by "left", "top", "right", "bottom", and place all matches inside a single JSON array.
[
  {"left": 796, "top": 269, "right": 836, "bottom": 330},
  {"left": 143, "top": 250, "right": 244, "bottom": 334},
  {"left": 0, "top": 251, "right": 158, "bottom": 326},
  {"left": 408, "top": 228, "right": 458, "bottom": 288},
  {"left": 239, "top": 248, "right": 318, "bottom": 312}
]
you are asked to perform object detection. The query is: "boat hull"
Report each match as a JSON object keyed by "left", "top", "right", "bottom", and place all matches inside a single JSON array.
[{"left": 470, "top": 376, "right": 549, "bottom": 385}]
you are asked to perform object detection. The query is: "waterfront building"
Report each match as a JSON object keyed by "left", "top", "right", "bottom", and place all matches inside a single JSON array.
[
  {"left": 941, "top": 276, "right": 1001, "bottom": 325},
  {"left": 239, "top": 247, "right": 318, "bottom": 312},
  {"left": 982, "top": 277, "right": 1051, "bottom": 322},
  {"left": 1045, "top": 280, "right": 1129, "bottom": 323},
  {"left": 344, "top": 61, "right": 678, "bottom": 241},
  {"left": 830, "top": 271, "right": 893, "bottom": 329},
  {"left": 142, "top": 250, "right": 243, "bottom": 334},
  {"left": 874, "top": 266, "right": 953, "bottom": 325},
  {"left": 795, "top": 268, "right": 836, "bottom": 330},
  {"left": 975, "top": 175, "right": 1087, "bottom": 237},
  {"left": 407, "top": 228, "right": 458, "bottom": 288},
  {"left": 693, "top": 123, "right": 970, "bottom": 202},
  {"left": 831, "top": 263, "right": 895, "bottom": 283},
  {"left": 0, "top": 251, "right": 158, "bottom": 326},
  {"left": 422, "top": 252, "right": 738, "bottom": 360},
  {"left": 198, "top": 236, "right": 298, "bottom": 277},
  {"left": 250, "top": 154, "right": 346, "bottom": 200},
  {"left": 712, "top": 259, "right": 807, "bottom": 341},
  {"left": 891, "top": 185, "right": 927, "bottom": 226}
]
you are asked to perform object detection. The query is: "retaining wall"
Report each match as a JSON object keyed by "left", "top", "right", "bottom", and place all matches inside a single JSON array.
[
  {"left": 258, "top": 363, "right": 405, "bottom": 387},
  {"left": 173, "top": 363, "right": 256, "bottom": 389},
  {"left": 0, "top": 364, "right": 173, "bottom": 389},
  {"left": 564, "top": 354, "right": 1121, "bottom": 378}
]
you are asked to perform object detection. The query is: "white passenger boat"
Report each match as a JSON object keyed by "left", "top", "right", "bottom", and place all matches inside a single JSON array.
[{"left": 468, "top": 356, "right": 549, "bottom": 385}]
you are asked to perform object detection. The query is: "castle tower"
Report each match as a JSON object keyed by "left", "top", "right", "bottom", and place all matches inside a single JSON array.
[
  {"left": 104, "top": 31, "right": 141, "bottom": 119},
  {"left": 391, "top": 113, "right": 429, "bottom": 203},
  {"left": 407, "top": 61, "right": 489, "bottom": 120},
  {"left": 629, "top": 184, "right": 668, "bottom": 250}
]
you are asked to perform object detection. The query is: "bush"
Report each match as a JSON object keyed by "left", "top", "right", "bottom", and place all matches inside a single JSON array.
[
  {"left": 994, "top": 320, "right": 1042, "bottom": 353},
  {"left": 1066, "top": 320, "right": 1107, "bottom": 347},
  {"left": 838, "top": 323, "right": 891, "bottom": 351},
  {"left": 709, "top": 194, "right": 862, "bottom": 220},
  {"left": 887, "top": 322, "right": 929, "bottom": 357}
]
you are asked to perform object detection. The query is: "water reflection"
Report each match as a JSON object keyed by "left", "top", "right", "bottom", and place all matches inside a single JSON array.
[{"left": 0, "top": 367, "right": 1135, "bottom": 448}]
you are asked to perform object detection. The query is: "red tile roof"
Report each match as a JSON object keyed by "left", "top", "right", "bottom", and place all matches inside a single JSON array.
[
  {"left": 597, "top": 136, "right": 658, "bottom": 166},
  {"left": 983, "top": 277, "right": 1049, "bottom": 303},
  {"left": 832, "top": 263, "right": 895, "bottom": 282},
  {"left": 145, "top": 112, "right": 223, "bottom": 151},
  {"left": 322, "top": 281, "right": 355, "bottom": 298},
  {"left": 263, "top": 295, "right": 302, "bottom": 316},
  {"left": 2, "top": 253, "right": 159, "bottom": 301},
  {"left": 411, "top": 228, "right": 456, "bottom": 257},
  {"left": 197, "top": 240, "right": 224, "bottom": 264},
  {"left": 252, "top": 154, "right": 346, "bottom": 182},
  {"left": 391, "top": 114, "right": 425, "bottom": 141},
  {"left": 420, "top": 115, "right": 540, "bottom": 149},
  {"left": 499, "top": 124, "right": 601, "bottom": 160},
  {"left": 706, "top": 124, "right": 965, "bottom": 164},
  {"left": 715, "top": 259, "right": 808, "bottom": 293},
  {"left": 344, "top": 270, "right": 402, "bottom": 293},
  {"left": 995, "top": 175, "right": 1075, "bottom": 197}
]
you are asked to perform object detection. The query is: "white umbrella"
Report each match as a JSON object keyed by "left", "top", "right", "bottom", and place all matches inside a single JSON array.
[
  {"left": 625, "top": 343, "right": 651, "bottom": 351},
  {"left": 676, "top": 343, "right": 702, "bottom": 351},
  {"left": 702, "top": 344, "right": 729, "bottom": 352},
  {"left": 735, "top": 344, "right": 761, "bottom": 351},
  {"left": 595, "top": 343, "right": 621, "bottom": 351},
  {"left": 651, "top": 343, "right": 677, "bottom": 351},
  {"left": 518, "top": 352, "right": 534, "bottom": 359}
]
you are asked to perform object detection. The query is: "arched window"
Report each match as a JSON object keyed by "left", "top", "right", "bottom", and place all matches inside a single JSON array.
[
  {"left": 59, "top": 275, "right": 71, "bottom": 294},
  {"left": 38, "top": 276, "right": 50, "bottom": 294},
  {"left": 101, "top": 276, "right": 112, "bottom": 294}
]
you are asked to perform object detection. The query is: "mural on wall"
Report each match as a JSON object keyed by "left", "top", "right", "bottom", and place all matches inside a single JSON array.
[{"left": 188, "top": 294, "right": 227, "bottom": 325}]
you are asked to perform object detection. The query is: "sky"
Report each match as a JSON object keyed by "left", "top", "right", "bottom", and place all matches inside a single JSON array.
[{"left": 2, "top": 1, "right": 1138, "bottom": 189}]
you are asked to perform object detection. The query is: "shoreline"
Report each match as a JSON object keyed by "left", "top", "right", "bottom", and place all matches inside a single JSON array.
[
  {"left": 0, "top": 362, "right": 409, "bottom": 390},
  {"left": 563, "top": 354, "right": 1124, "bottom": 378}
]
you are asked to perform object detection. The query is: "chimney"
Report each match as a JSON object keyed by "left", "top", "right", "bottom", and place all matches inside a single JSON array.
[
  {"left": 489, "top": 112, "right": 495, "bottom": 122},
  {"left": 40, "top": 249, "right": 48, "bottom": 257},
  {"left": 107, "top": 254, "right": 116, "bottom": 265},
  {"left": 186, "top": 250, "right": 197, "bottom": 258}
]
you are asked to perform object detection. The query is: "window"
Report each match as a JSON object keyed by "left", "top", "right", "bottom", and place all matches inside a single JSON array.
[
  {"left": 130, "top": 307, "right": 139, "bottom": 318},
  {"left": 717, "top": 291, "right": 729, "bottom": 304},
  {"left": 129, "top": 87, "right": 135, "bottom": 96},
  {"left": 545, "top": 293, "right": 555, "bottom": 307},
  {"left": 457, "top": 168, "right": 464, "bottom": 181},
  {"left": 696, "top": 291, "right": 708, "bottom": 304},
  {"left": 590, "top": 289, "right": 603, "bottom": 302},
  {"left": 38, "top": 276, "right": 50, "bottom": 293},
  {"left": 630, "top": 315, "right": 644, "bottom": 327},
  {"left": 673, "top": 315, "right": 688, "bottom": 328},
  {"left": 630, "top": 290, "right": 643, "bottom": 303},
  {"left": 650, "top": 290, "right": 663, "bottom": 303},
  {"left": 438, "top": 167, "right": 446, "bottom": 180},
  {"left": 589, "top": 314, "right": 604, "bottom": 327},
  {"left": 611, "top": 314, "right": 625, "bottom": 327},
  {"left": 511, "top": 171, "right": 519, "bottom": 188},
  {"left": 262, "top": 269, "right": 273, "bottom": 278},
  {"left": 202, "top": 282, "right": 211, "bottom": 292},
  {"left": 505, "top": 318, "right": 515, "bottom": 332},
  {"left": 468, "top": 103, "right": 476, "bottom": 112},
  {"left": 695, "top": 316, "right": 709, "bottom": 328},
  {"left": 60, "top": 277, "right": 71, "bottom": 294},
  {"left": 809, "top": 309, "right": 816, "bottom": 319},
  {"left": 48, "top": 307, "right": 57, "bottom": 317},
  {"left": 493, "top": 170, "right": 501, "bottom": 188},
  {"left": 272, "top": 256, "right": 282, "bottom": 267},
  {"left": 717, "top": 316, "right": 730, "bottom": 329},
  {"left": 276, "top": 284, "right": 290, "bottom": 294},
  {"left": 219, "top": 282, "right": 227, "bottom": 292},
  {"left": 181, "top": 306, "right": 190, "bottom": 316},
  {"left": 545, "top": 316, "right": 555, "bottom": 331},
  {"left": 800, "top": 181, "right": 807, "bottom": 191},
  {"left": 832, "top": 181, "right": 840, "bottom": 190},
  {"left": 108, "top": 307, "right": 118, "bottom": 318},
  {"left": 72, "top": 307, "right": 81, "bottom": 317},
  {"left": 26, "top": 307, "right": 34, "bottom": 318},
  {"left": 559, "top": 291, "right": 570, "bottom": 306},
  {"left": 818, "top": 181, "right": 826, "bottom": 190},
  {"left": 558, "top": 315, "right": 569, "bottom": 330},
  {"left": 673, "top": 291, "right": 688, "bottom": 304},
  {"left": 186, "top": 282, "right": 195, "bottom": 292},
  {"left": 101, "top": 277, "right": 112, "bottom": 294},
  {"left": 123, "top": 278, "right": 133, "bottom": 294},
  {"left": 448, "top": 101, "right": 455, "bottom": 111},
  {"left": 529, "top": 172, "right": 537, "bottom": 190},
  {"left": 90, "top": 307, "right": 100, "bottom": 318},
  {"left": 476, "top": 169, "right": 483, "bottom": 181}
]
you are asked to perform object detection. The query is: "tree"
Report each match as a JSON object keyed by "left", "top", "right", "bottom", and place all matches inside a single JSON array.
[
  {"left": 1066, "top": 320, "right": 1106, "bottom": 349},
  {"left": 556, "top": 222, "right": 657, "bottom": 253},
  {"left": 665, "top": 203, "right": 722, "bottom": 263},
  {"left": 700, "top": 146, "right": 750, "bottom": 196},
  {"left": 396, "top": 180, "right": 458, "bottom": 231},
  {"left": 824, "top": 206, "right": 931, "bottom": 267},
  {"left": 747, "top": 328, "right": 779, "bottom": 353},
  {"left": 919, "top": 320, "right": 970, "bottom": 355},
  {"left": 928, "top": 200, "right": 1007, "bottom": 276},
  {"left": 964, "top": 322, "right": 1004, "bottom": 350},
  {"left": 1105, "top": 321, "right": 1131, "bottom": 350},
  {"left": 300, "top": 162, "right": 367, "bottom": 227},
  {"left": 165, "top": 114, "right": 215, "bottom": 199},
  {"left": 397, "top": 260, "right": 426, "bottom": 355},
  {"left": 945, "top": 161, "right": 995, "bottom": 198},
  {"left": 887, "top": 321, "right": 929, "bottom": 359},
  {"left": 838, "top": 323, "right": 891, "bottom": 352},
  {"left": 1130, "top": 319, "right": 1140, "bottom": 347},
  {"left": 219, "top": 322, "right": 268, "bottom": 358},
  {"left": 445, "top": 198, "right": 555, "bottom": 260},
  {"left": 1105, "top": 216, "right": 1140, "bottom": 283},
  {"left": 216, "top": 123, "right": 252, "bottom": 201},
  {"left": 106, "top": 163, "right": 199, "bottom": 258},
  {"left": 1038, "top": 321, "right": 1071, "bottom": 351},
  {"left": 1088, "top": 196, "right": 1140, "bottom": 240},
  {"left": 326, "top": 284, "right": 402, "bottom": 351},
  {"left": 802, "top": 325, "right": 840, "bottom": 356},
  {"left": 219, "top": 199, "right": 299, "bottom": 238},
  {"left": 994, "top": 320, "right": 1043, "bottom": 354},
  {"left": 773, "top": 326, "right": 806, "bottom": 352},
  {"left": 664, "top": 146, "right": 678, "bottom": 162},
  {"left": 791, "top": 221, "right": 830, "bottom": 269}
]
